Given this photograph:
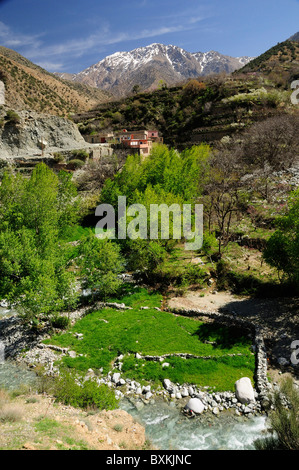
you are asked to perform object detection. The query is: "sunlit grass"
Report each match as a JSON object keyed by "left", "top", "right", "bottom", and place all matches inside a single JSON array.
[{"left": 44, "top": 288, "right": 255, "bottom": 390}]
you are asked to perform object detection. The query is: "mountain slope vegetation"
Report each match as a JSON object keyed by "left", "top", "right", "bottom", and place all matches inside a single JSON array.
[
  {"left": 73, "top": 72, "right": 295, "bottom": 148},
  {"left": 0, "top": 47, "right": 111, "bottom": 116},
  {"left": 238, "top": 39, "right": 299, "bottom": 84}
]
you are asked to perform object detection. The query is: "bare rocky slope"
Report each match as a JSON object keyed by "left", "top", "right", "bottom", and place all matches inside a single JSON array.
[{"left": 0, "top": 106, "right": 92, "bottom": 164}]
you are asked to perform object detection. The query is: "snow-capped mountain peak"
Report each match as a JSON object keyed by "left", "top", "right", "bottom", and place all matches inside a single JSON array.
[{"left": 71, "top": 43, "right": 254, "bottom": 97}]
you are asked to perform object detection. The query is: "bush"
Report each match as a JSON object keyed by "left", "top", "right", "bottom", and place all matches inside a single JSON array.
[
  {"left": 53, "top": 370, "right": 118, "bottom": 411},
  {"left": 5, "top": 110, "right": 21, "bottom": 125},
  {"left": 70, "top": 150, "right": 89, "bottom": 161},
  {"left": 263, "top": 189, "right": 299, "bottom": 289},
  {"left": 181, "top": 263, "right": 207, "bottom": 285},
  {"left": 0, "top": 404, "right": 23, "bottom": 423},
  {"left": 53, "top": 152, "right": 65, "bottom": 163},
  {"left": 67, "top": 159, "right": 85, "bottom": 170},
  {"left": 254, "top": 378, "right": 299, "bottom": 450},
  {"left": 51, "top": 315, "right": 70, "bottom": 330}
]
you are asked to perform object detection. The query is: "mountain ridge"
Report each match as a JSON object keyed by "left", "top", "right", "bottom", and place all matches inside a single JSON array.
[
  {"left": 0, "top": 46, "right": 111, "bottom": 115},
  {"left": 58, "top": 43, "right": 254, "bottom": 97}
]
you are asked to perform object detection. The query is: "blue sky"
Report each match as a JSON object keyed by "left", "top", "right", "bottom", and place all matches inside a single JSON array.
[{"left": 0, "top": 0, "right": 298, "bottom": 73}]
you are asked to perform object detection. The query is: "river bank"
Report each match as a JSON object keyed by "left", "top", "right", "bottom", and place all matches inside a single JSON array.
[{"left": 0, "top": 291, "right": 298, "bottom": 451}]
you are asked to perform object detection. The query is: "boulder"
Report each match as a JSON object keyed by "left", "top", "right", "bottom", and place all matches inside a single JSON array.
[
  {"left": 112, "top": 372, "right": 121, "bottom": 384},
  {"left": 163, "top": 378, "right": 174, "bottom": 392},
  {"left": 235, "top": 377, "right": 255, "bottom": 404},
  {"left": 184, "top": 398, "right": 205, "bottom": 414}
]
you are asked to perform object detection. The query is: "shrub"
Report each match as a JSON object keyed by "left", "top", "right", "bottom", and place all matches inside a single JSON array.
[
  {"left": 181, "top": 263, "right": 207, "bottom": 285},
  {"left": 113, "top": 424, "right": 124, "bottom": 432},
  {"left": 67, "top": 159, "right": 85, "bottom": 170},
  {"left": 70, "top": 150, "right": 89, "bottom": 161},
  {"left": 53, "top": 370, "right": 118, "bottom": 411},
  {"left": 5, "top": 110, "right": 21, "bottom": 125},
  {"left": 254, "top": 378, "right": 299, "bottom": 450},
  {"left": 51, "top": 315, "right": 70, "bottom": 330},
  {"left": 263, "top": 189, "right": 299, "bottom": 289},
  {"left": 53, "top": 152, "right": 65, "bottom": 163},
  {"left": 0, "top": 404, "right": 23, "bottom": 423}
]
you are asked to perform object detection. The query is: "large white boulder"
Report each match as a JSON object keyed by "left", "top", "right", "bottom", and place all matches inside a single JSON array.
[
  {"left": 235, "top": 377, "right": 255, "bottom": 404},
  {"left": 184, "top": 398, "right": 205, "bottom": 414}
]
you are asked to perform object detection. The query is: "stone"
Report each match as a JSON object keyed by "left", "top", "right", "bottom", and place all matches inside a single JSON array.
[
  {"left": 235, "top": 377, "right": 255, "bottom": 404},
  {"left": 184, "top": 398, "right": 205, "bottom": 414},
  {"left": 112, "top": 372, "right": 121, "bottom": 384},
  {"left": 163, "top": 379, "right": 174, "bottom": 392},
  {"left": 115, "top": 390, "right": 123, "bottom": 399},
  {"left": 162, "top": 362, "right": 170, "bottom": 368}
]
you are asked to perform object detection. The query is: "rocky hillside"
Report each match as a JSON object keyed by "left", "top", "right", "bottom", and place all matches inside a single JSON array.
[
  {"left": 0, "top": 106, "right": 92, "bottom": 166},
  {"left": 289, "top": 32, "right": 299, "bottom": 42},
  {"left": 74, "top": 71, "right": 295, "bottom": 148},
  {"left": 65, "top": 43, "right": 253, "bottom": 97},
  {"left": 0, "top": 47, "right": 111, "bottom": 116}
]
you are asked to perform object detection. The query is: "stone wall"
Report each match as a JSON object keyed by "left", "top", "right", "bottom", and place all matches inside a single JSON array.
[{"left": 165, "top": 307, "right": 270, "bottom": 397}]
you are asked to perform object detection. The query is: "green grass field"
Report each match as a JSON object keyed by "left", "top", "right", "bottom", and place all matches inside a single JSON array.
[{"left": 45, "top": 288, "right": 255, "bottom": 391}]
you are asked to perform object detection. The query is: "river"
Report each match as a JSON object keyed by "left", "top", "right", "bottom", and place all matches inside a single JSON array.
[
  {"left": 119, "top": 397, "right": 268, "bottom": 450},
  {"left": 0, "top": 305, "right": 269, "bottom": 450}
]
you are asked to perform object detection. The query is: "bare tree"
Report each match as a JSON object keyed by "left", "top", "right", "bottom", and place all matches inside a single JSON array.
[
  {"left": 240, "top": 114, "right": 299, "bottom": 199},
  {"left": 203, "top": 146, "right": 244, "bottom": 258}
]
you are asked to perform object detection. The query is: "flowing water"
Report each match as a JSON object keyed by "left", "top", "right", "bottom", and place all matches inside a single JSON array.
[
  {"left": 120, "top": 398, "right": 269, "bottom": 451},
  {"left": 0, "top": 305, "right": 269, "bottom": 450},
  {"left": 0, "top": 305, "right": 38, "bottom": 391},
  {"left": 0, "top": 362, "right": 37, "bottom": 391},
  {"left": 0, "top": 305, "right": 15, "bottom": 318}
]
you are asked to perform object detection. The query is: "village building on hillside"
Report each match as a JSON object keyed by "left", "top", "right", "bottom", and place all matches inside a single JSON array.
[{"left": 83, "top": 129, "right": 163, "bottom": 156}]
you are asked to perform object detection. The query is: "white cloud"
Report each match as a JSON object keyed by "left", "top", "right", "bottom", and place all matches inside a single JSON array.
[
  {"left": 0, "top": 6, "right": 209, "bottom": 72},
  {"left": 0, "top": 20, "right": 42, "bottom": 49}
]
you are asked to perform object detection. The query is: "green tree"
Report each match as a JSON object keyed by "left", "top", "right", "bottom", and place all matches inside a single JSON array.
[
  {"left": 263, "top": 188, "right": 299, "bottom": 288},
  {"left": 78, "top": 235, "right": 124, "bottom": 301},
  {"left": 0, "top": 164, "right": 80, "bottom": 320}
]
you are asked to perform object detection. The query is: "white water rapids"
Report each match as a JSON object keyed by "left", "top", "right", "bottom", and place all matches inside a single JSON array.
[{"left": 120, "top": 398, "right": 269, "bottom": 450}]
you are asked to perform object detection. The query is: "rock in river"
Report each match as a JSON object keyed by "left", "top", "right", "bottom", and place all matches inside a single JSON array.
[{"left": 184, "top": 398, "right": 205, "bottom": 414}]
